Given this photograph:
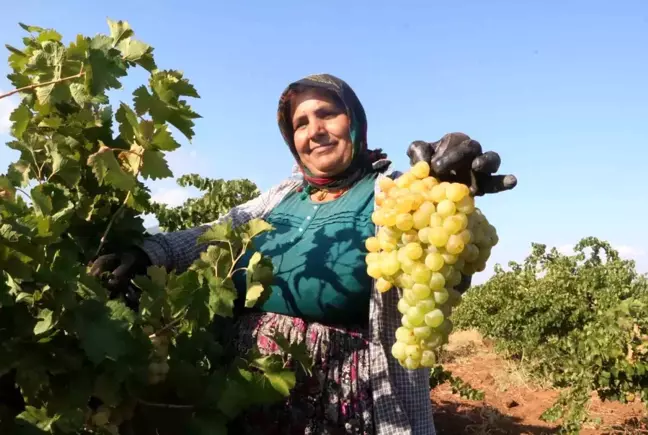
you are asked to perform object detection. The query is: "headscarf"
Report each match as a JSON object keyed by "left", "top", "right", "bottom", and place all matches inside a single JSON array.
[{"left": 277, "top": 73, "right": 388, "bottom": 195}]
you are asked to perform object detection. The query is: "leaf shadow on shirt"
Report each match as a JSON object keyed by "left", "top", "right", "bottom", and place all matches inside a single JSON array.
[{"left": 259, "top": 218, "right": 372, "bottom": 327}]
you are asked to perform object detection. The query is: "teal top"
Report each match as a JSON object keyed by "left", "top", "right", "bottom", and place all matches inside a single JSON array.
[{"left": 232, "top": 173, "right": 377, "bottom": 326}]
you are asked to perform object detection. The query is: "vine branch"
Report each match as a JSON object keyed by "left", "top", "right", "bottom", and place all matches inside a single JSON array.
[{"left": 0, "top": 66, "right": 85, "bottom": 100}]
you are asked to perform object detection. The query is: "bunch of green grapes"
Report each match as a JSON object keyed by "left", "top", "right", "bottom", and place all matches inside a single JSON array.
[
  {"left": 365, "top": 161, "right": 498, "bottom": 370},
  {"left": 143, "top": 325, "right": 170, "bottom": 385}
]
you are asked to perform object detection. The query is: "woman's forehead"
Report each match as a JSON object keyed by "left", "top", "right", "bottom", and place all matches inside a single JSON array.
[{"left": 289, "top": 88, "right": 343, "bottom": 117}]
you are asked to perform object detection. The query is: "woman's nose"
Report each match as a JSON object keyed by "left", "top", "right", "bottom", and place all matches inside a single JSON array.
[{"left": 307, "top": 119, "right": 326, "bottom": 139}]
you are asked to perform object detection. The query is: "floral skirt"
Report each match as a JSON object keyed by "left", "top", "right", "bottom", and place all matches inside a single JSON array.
[{"left": 228, "top": 312, "right": 374, "bottom": 435}]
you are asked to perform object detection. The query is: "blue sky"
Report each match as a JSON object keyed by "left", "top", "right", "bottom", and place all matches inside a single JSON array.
[{"left": 1, "top": 0, "right": 647, "bottom": 282}]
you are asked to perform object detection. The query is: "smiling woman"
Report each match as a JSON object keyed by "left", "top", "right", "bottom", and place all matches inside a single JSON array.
[{"left": 91, "top": 73, "right": 517, "bottom": 435}]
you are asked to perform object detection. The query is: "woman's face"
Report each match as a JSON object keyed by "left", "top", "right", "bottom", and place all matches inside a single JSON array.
[{"left": 290, "top": 88, "right": 354, "bottom": 178}]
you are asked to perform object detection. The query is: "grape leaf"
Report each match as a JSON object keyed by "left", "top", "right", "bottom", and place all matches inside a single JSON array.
[
  {"left": 107, "top": 18, "right": 133, "bottom": 46},
  {"left": 245, "top": 219, "right": 274, "bottom": 239},
  {"left": 10, "top": 104, "right": 31, "bottom": 139},
  {"left": 118, "top": 38, "right": 151, "bottom": 62},
  {"left": 37, "top": 30, "right": 62, "bottom": 43},
  {"left": 197, "top": 221, "right": 233, "bottom": 245},
  {"left": 74, "top": 300, "right": 136, "bottom": 364},
  {"left": 140, "top": 149, "right": 173, "bottom": 180},
  {"left": 33, "top": 309, "right": 54, "bottom": 335},
  {"left": 264, "top": 370, "right": 296, "bottom": 397},
  {"left": 69, "top": 83, "right": 89, "bottom": 105},
  {"left": 31, "top": 185, "right": 53, "bottom": 216},
  {"left": 151, "top": 125, "right": 181, "bottom": 151},
  {"left": 87, "top": 144, "right": 136, "bottom": 191},
  {"left": 87, "top": 45, "right": 127, "bottom": 94},
  {"left": 245, "top": 283, "right": 264, "bottom": 309},
  {"left": 115, "top": 103, "right": 141, "bottom": 143},
  {"left": 187, "top": 413, "right": 228, "bottom": 435}
]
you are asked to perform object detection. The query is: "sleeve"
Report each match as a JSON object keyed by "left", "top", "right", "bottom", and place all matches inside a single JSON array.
[{"left": 138, "top": 179, "right": 295, "bottom": 273}]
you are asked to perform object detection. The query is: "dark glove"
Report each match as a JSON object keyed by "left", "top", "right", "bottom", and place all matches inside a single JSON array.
[
  {"left": 407, "top": 132, "right": 517, "bottom": 196},
  {"left": 89, "top": 248, "right": 152, "bottom": 309}
]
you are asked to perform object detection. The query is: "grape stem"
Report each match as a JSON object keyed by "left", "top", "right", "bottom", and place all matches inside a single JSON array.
[
  {"left": 149, "top": 314, "right": 185, "bottom": 338},
  {"left": 136, "top": 398, "right": 194, "bottom": 409},
  {"left": 0, "top": 66, "right": 85, "bottom": 100},
  {"left": 95, "top": 192, "right": 131, "bottom": 258}
]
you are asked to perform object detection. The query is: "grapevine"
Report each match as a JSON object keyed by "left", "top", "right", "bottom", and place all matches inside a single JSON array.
[
  {"left": 366, "top": 161, "right": 498, "bottom": 369},
  {"left": 453, "top": 237, "right": 648, "bottom": 433},
  {"left": 0, "top": 19, "right": 308, "bottom": 434}
]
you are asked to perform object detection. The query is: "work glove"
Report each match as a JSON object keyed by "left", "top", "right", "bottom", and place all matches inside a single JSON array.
[
  {"left": 407, "top": 132, "right": 517, "bottom": 196},
  {"left": 89, "top": 248, "right": 152, "bottom": 309}
]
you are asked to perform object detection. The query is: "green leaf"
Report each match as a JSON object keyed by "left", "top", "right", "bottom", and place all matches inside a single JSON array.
[
  {"left": 107, "top": 18, "right": 134, "bottom": 46},
  {"left": 87, "top": 144, "right": 136, "bottom": 191},
  {"left": 74, "top": 300, "right": 136, "bottom": 364},
  {"left": 207, "top": 277, "right": 237, "bottom": 318},
  {"left": 69, "top": 83, "right": 90, "bottom": 105},
  {"left": 264, "top": 370, "right": 296, "bottom": 397},
  {"left": 16, "top": 406, "right": 56, "bottom": 433},
  {"left": 87, "top": 45, "right": 127, "bottom": 94},
  {"left": 19, "top": 23, "right": 45, "bottom": 33},
  {"left": 151, "top": 125, "right": 181, "bottom": 151},
  {"left": 245, "top": 283, "right": 265, "bottom": 309},
  {"left": 140, "top": 149, "right": 173, "bottom": 180},
  {"left": 118, "top": 38, "right": 151, "bottom": 62},
  {"left": 115, "top": 102, "right": 141, "bottom": 142},
  {"left": 31, "top": 185, "right": 53, "bottom": 215},
  {"left": 35, "top": 83, "right": 55, "bottom": 106},
  {"left": 37, "top": 29, "right": 62, "bottom": 42},
  {"left": 245, "top": 219, "right": 274, "bottom": 239},
  {"left": 33, "top": 309, "right": 54, "bottom": 335},
  {"left": 50, "top": 149, "right": 81, "bottom": 186},
  {"left": 10, "top": 104, "right": 31, "bottom": 139},
  {"left": 197, "top": 221, "right": 233, "bottom": 245}
]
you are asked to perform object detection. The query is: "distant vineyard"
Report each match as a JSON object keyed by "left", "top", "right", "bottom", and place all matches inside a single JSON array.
[{"left": 452, "top": 237, "right": 648, "bottom": 433}]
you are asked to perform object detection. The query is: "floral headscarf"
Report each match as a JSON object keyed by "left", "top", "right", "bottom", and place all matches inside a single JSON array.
[{"left": 277, "top": 73, "right": 388, "bottom": 194}]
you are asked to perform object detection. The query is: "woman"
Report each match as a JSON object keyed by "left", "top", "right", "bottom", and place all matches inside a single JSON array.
[{"left": 92, "top": 74, "right": 516, "bottom": 434}]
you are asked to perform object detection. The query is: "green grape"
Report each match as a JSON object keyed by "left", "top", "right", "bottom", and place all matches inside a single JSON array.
[
  {"left": 420, "top": 350, "right": 437, "bottom": 368},
  {"left": 403, "top": 356, "right": 421, "bottom": 370},
  {"left": 461, "top": 244, "right": 479, "bottom": 262},
  {"left": 424, "top": 309, "right": 445, "bottom": 328},
  {"left": 428, "top": 227, "right": 450, "bottom": 248},
  {"left": 412, "top": 209, "right": 432, "bottom": 230},
  {"left": 403, "top": 289, "right": 419, "bottom": 305},
  {"left": 402, "top": 315, "right": 416, "bottom": 329},
  {"left": 456, "top": 195, "right": 475, "bottom": 213},
  {"left": 381, "top": 254, "right": 400, "bottom": 276},
  {"left": 397, "top": 298, "right": 411, "bottom": 315},
  {"left": 430, "top": 184, "right": 447, "bottom": 203},
  {"left": 417, "top": 298, "right": 436, "bottom": 312},
  {"left": 433, "top": 288, "right": 449, "bottom": 305},
  {"left": 395, "top": 326, "right": 416, "bottom": 344},
  {"left": 411, "top": 283, "right": 431, "bottom": 299},
  {"left": 365, "top": 237, "right": 381, "bottom": 252},
  {"left": 367, "top": 263, "right": 382, "bottom": 279},
  {"left": 424, "top": 252, "right": 445, "bottom": 272},
  {"left": 429, "top": 272, "right": 446, "bottom": 291},
  {"left": 436, "top": 199, "right": 456, "bottom": 217},
  {"left": 401, "top": 230, "right": 418, "bottom": 244},
  {"left": 366, "top": 252, "right": 380, "bottom": 264},
  {"left": 418, "top": 227, "right": 431, "bottom": 244},
  {"left": 406, "top": 344, "right": 422, "bottom": 360},
  {"left": 441, "top": 251, "right": 458, "bottom": 265},
  {"left": 406, "top": 306, "right": 425, "bottom": 326},
  {"left": 396, "top": 213, "right": 414, "bottom": 231},
  {"left": 411, "top": 263, "right": 432, "bottom": 284},
  {"left": 442, "top": 215, "right": 464, "bottom": 234},
  {"left": 422, "top": 330, "right": 444, "bottom": 349},
  {"left": 391, "top": 341, "right": 407, "bottom": 360},
  {"left": 404, "top": 242, "right": 424, "bottom": 260},
  {"left": 447, "top": 269, "right": 462, "bottom": 287},
  {"left": 445, "top": 183, "right": 470, "bottom": 202},
  {"left": 413, "top": 325, "right": 433, "bottom": 339},
  {"left": 458, "top": 229, "right": 472, "bottom": 244},
  {"left": 376, "top": 277, "right": 393, "bottom": 293},
  {"left": 429, "top": 213, "right": 444, "bottom": 228},
  {"left": 445, "top": 234, "right": 465, "bottom": 255},
  {"left": 397, "top": 273, "right": 415, "bottom": 289}
]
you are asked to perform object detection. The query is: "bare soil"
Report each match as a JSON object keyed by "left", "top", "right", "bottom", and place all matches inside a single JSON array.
[{"left": 430, "top": 330, "right": 648, "bottom": 435}]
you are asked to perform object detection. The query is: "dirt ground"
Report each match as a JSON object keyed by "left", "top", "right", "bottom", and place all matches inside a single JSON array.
[{"left": 430, "top": 330, "right": 648, "bottom": 435}]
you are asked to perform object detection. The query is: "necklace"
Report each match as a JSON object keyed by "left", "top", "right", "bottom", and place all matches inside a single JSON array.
[{"left": 313, "top": 187, "right": 349, "bottom": 202}]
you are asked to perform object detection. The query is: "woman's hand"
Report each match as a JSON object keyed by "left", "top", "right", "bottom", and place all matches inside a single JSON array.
[
  {"left": 89, "top": 248, "right": 152, "bottom": 308},
  {"left": 407, "top": 133, "right": 517, "bottom": 196}
]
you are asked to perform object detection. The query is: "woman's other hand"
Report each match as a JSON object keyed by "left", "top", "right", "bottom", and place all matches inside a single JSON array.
[
  {"left": 407, "top": 132, "right": 517, "bottom": 196},
  {"left": 89, "top": 249, "right": 152, "bottom": 307}
]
